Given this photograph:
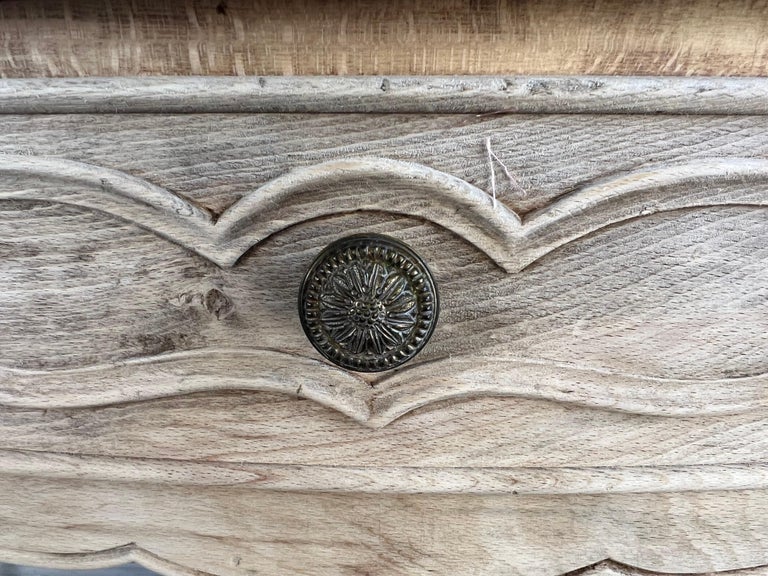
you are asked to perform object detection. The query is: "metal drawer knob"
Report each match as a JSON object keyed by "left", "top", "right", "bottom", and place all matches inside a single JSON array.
[{"left": 299, "top": 234, "right": 439, "bottom": 372}]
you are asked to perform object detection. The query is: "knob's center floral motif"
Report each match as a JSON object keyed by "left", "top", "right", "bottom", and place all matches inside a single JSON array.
[
  {"left": 349, "top": 297, "right": 386, "bottom": 327},
  {"left": 299, "top": 234, "right": 439, "bottom": 372},
  {"left": 322, "top": 261, "right": 417, "bottom": 354}
]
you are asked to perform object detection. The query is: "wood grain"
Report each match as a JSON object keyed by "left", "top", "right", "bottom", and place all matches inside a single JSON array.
[
  {"left": 2, "top": 110, "right": 768, "bottom": 230},
  {"left": 1, "top": 150, "right": 768, "bottom": 423},
  {"left": 1, "top": 0, "right": 768, "bottom": 77},
  {"left": 578, "top": 562, "right": 768, "bottom": 576},
  {"left": 6, "top": 393, "right": 768, "bottom": 470},
  {"left": 2, "top": 78, "right": 768, "bottom": 575},
  {"left": 3, "top": 76, "right": 768, "bottom": 115},
  {"left": 8, "top": 403, "right": 768, "bottom": 495},
  {"left": 2, "top": 477, "right": 768, "bottom": 576}
]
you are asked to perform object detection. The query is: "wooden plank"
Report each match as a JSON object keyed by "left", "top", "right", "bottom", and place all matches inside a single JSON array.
[
  {"left": 0, "top": 110, "right": 766, "bottom": 502},
  {"left": 1, "top": 117, "right": 768, "bottom": 424},
  {"left": 4, "top": 392, "right": 768, "bottom": 471},
  {"left": 1, "top": 0, "right": 768, "bottom": 77},
  {"left": 1, "top": 76, "right": 768, "bottom": 114},
  {"left": 0, "top": 78, "right": 767, "bottom": 576},
  {"left": 1, "top": 477, "right": 768, "bottom": 576},
  {"left": 6, "top": 448, "right": 768, "bottom": 495}
]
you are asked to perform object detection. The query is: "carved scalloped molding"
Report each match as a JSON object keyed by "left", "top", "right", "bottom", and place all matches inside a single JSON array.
[
  {"left": 4, "top": 347, "right": 768, "bottom": 426},
  {"left": 573, "top": 561, "right": 768, "bottom": 576},
  {"left": 4, "top": 154, "right": 768, "bottom": 272},
  {"left": 2, "top": 155, "right": 768, "bottom": 424},
  {"left": 0, "top": 548, "right": 765, "bottom": 576},
  {"left": 0, "top": 545, "right": 205, "bottom": 576}
]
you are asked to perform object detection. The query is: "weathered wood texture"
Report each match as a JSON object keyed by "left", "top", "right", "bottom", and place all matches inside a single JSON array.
[
  {"left": 3, "top": 78, "right": 768, "bottom": 575},
  {"left": 2, "top": 113, "right": 768, "bottom": 424},
  {"left": 2, "top": 478, "right": 768, "bottom": 576},
  {"left": 3, "top": 76, "right": 768, "bottom": 115},
  {"left": 1, "top": 0, "right": 768, "bottom": 77},
  {"left": 582, "top": 563, "right": 768, "bottom": 576}
]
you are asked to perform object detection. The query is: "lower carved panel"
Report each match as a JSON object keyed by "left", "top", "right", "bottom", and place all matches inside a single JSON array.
[
  {"left": 1, "top": 475, "right": 768, "bottom": 576},
  {"left": 576, "top": 562, "right": 768, "bottom": 576}
]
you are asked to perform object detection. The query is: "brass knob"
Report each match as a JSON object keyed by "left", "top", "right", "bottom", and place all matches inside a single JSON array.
[{"left": 299, "top": 234, "right": 439, "bottom": 372}]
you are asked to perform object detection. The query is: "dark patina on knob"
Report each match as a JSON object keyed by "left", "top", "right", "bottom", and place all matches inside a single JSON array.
[{"left": 299, "top": 234, "right": 439, "bottom": 372}]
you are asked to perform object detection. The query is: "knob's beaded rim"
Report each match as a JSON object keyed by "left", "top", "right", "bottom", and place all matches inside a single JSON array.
[{"left": 299, "top": 234, "right": 439, "bottom": 372}]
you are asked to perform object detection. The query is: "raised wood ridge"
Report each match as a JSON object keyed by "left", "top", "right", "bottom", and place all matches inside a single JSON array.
[
  {"left": 9, "top": 153, "right": 768, "bottom": 272},
  {"left": 2, "top": 154, "right": 768, "bottom": 424},
  {"left": 2, "top": 76, "right": 768, "bottom": 576},
  {"left": 1, "top": 546, "right": 766, "bottom": 576},
  {"left": 2, "top": 76, "right": 768, "bottom": 114}
]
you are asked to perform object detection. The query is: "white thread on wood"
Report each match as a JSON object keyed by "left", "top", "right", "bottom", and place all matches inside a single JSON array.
[
  {"left": 486, "top": 136, "right": 498, "bottom": 208},
  {"left": 490, "top": 148, "right": 527, "bottom": 198},
  {"left": 486, "top": 136, "right": 527, "bottom": 208}
]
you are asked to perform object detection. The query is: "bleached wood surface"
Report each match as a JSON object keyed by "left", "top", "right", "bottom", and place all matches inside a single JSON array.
[
  {"left": 1, "top": 76, "right": 768, "bottom": 114},
  {"left": 2, "top": 77, "right": 768, "bottom": 575},
  {"left": 2, "top": 479, "right": 768, "bottom": 576}
]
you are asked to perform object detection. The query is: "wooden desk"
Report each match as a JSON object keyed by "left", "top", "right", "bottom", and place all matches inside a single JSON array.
[{"left": 2, "top": 3, "right": 768, "bottom": 576}]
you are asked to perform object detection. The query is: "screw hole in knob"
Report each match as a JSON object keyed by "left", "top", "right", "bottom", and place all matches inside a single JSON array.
[{"left": 298, "top": 233, "right": 439, "bottom": 372}]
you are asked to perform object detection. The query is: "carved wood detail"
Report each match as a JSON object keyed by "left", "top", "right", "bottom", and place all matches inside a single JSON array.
[
  {"left": 5, "top": 154, "right": 768, "bottom": 273},
  {"left": 1, "top": 549, "right": 766, "bottom": 576},
  {"left": 3, "top": 76, "right": 768, "bottom": 576},
  {"left": 1, "top": 154, "right": 768, "bottom": 424},
  {"left": 3, "top": 481, "right": 768, "bottom": 576}
]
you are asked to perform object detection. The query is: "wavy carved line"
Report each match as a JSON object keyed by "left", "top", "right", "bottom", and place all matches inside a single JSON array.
[
  {"left": 0, "top": 544, "right": 213, "bottom": 576},
  {"left": 369, "top": 355, "right": 768, "bottom": 426},
  {"left": 4, "top": 155, "right": 768, "bottom": 272},
  {"left": 0, "top": 154, "right": 520, "bottom": 269},
  {"left": 3, "top": 156, "right": 768, "bottom": 422},
  {"left": 212, "top": 156, "right": 522, "bottom": 267},
  {"left": 0, "top": 348, "right": 371, "bottom": 424},
  {"left": 0, "top": 154, "right": 217, "bottom": 257},
  {"left": 0, "top": 546, "right": 766, "bottom": 576},
  {"left": 569, "top": 560, "right": 768, "bottom": 576},
  {"left": 3, "top": 348, "right": 768, "bottom": 426}
]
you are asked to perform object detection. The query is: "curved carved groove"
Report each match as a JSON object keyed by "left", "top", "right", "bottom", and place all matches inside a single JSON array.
[
  {"left": 0, "top": 547, "right": 766, "bottom": 576},
  {"left": 569, "top": 560, "right": 768, "bottom": 576},
  {"left": 212, "top": 157, "right": 522, "bottom": 267},
  {"left": 4, "top": 348, "right": 768, "bottom": 426},
  {"left": 0, "top": 348, "right": 372, "bottom": 424},
  {"left": 0, "top": 544, "right": 211, "bottom": 576},
  {"left": 216, "top": 157, "right": 768, "bottom": 271},
  {"left": 519, "top": 158, "right": 768, "bottom": 269},
  {"left": 0, "top": 154, "right": 523, "bottom": 270},
  {"left": 4, "top": 155, "right": 768, "bottom": 273},
  {"left": 370, "top": 355, "right": 768, "bottom": 427},
  {"left": 0, "top": 154, "right": 217, "bottom": 257}
]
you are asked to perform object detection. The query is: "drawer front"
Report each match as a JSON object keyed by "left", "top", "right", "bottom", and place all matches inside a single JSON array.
[{"left": 1, "top": 76, "right": 768, "bottom": 576}]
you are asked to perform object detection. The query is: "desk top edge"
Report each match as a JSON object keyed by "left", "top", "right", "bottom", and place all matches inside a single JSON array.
[{"left": 1, "top": 75, "right": 767, "bottom": 115}]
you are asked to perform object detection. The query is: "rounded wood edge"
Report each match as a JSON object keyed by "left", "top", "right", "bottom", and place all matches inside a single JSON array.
[{"left": 1, "top": 76, "right": 768, "bottom": 115}]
